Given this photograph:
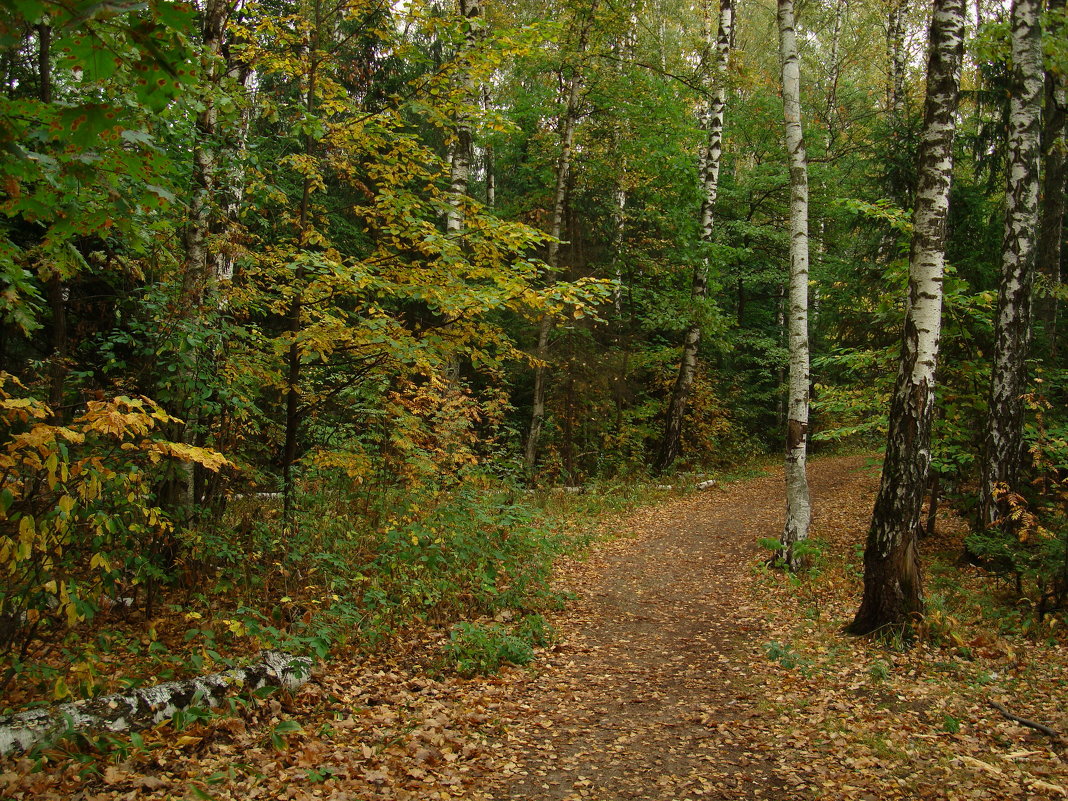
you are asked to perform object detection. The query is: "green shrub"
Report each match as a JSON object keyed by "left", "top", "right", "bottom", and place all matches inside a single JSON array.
[{"left": 443, "top": 621, "right": 536, "bottom": 676}]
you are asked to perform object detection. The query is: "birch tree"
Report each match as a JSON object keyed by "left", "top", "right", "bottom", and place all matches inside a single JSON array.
[
  {"left": 445, "top": 0, "right": 483, "bottom": 234},
  {"left": 847, "top": 0, "right": 965, "bottom": 635},
  {"left": 886, "top": 0, "right": 909, "bottom": 118},
  {"left": 654, "top": 0, "right": 733, "bottom": 473},
  {"left": 776, "top": 0, "right": 812, "bottom": 567},
  {"left": 978, "top": 0, "right": 1044, "bottom": 528}
]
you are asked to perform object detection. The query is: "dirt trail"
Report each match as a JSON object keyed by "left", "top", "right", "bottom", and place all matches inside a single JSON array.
[{"left": 476, "top": 454, "right": 878, "bottom": 801}]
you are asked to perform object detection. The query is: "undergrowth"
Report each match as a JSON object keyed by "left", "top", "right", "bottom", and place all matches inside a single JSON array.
[{"left": 0, "top": 458, "right": 681, "bottom": 713}]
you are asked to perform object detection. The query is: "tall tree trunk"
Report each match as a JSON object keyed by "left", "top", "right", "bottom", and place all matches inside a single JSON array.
[
  {"left": 484, "top": 88, "right": 496, "bottom": 209},
  {"left": 1036, "top": 0, "right": 1066, "bottom": 359},
  {"left": 824, "top": 0, "right": 846, "bottom": 152},
  {"left": 166, "top": 0, "right": 236, "bottom": 518},
  {"left": 523, "top": 4, "right": 595, "bottom": 477},
  {"left": 38, "top": 23, "right": 66, "bottom": 423},
  {"left": 655, "top": 0, "right": 732, "bottom": 473},
  {"left": 446, "top": 0, "right": 483, "bottom": 234},
  {"left": 777, "top": 0, "right": 812, "bottom": 568},
  {"left": 887, "top": 0, "right": 908, "bottom": 118},
  {"left": 184, "top": 0, "right": 234, "bottom": 302},
  {"left": 978, "top": 0, "right": 1044, "bottom": 528},
  {"left": 847, "top": 0, "right": 966, "bottom": 635},
  {"left": 282, "top": 3, "right": 322, "bottom": 518}
]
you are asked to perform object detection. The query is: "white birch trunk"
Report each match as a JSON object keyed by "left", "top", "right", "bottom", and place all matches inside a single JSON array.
[
  {"left": 446, "top": 0, "right": 483, "bottom": 234},
  {"left": 979, "top": 0, "right": 1044, "bottom": 527},
  {"left": 655, "top": 0, "right": 732, "bottom": 472},
  {"left": 849, "top": 0, "right": 965, "bottom": 634},
  {"left": 0, "top": 651, "right": 311, "bottom": 755},
  {"left": 484, "top": 86, "right": 496, "bottom": 209},
  {"left": 777, "top": 0, "right": 812, "bottom": 567},
  {"left": 887, "top": 0, "right": 909, "bottom": 118}
]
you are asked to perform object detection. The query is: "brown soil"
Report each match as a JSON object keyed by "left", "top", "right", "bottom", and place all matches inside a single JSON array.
[{"left": 472, "top": 453, "right": 877, "bottom": 801}]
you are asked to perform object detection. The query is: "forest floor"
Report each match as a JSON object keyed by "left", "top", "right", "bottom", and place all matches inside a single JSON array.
[{"left": 2, "top": 454, "right": 1066, "bottom": 800}]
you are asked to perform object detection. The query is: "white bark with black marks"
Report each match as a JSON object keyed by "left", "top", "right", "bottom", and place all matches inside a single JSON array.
[
  {"left": 655, "top": 0, "right": 733, "bottom": 473},
  {"left": 849, "top": 0, "right": 965, "bottom": 635},
  {"left": 446, "top": 0, "right": 483, "bottom": 234},
  {"left": 0, "top": 651, "right": 311, "bottom": 755},
  {"left": 887, "top": 0, "right": 909, "bottom": 118},
  {"left": 980, "top": 0, "right": 1044, "bottom": 527},
  {"left": 777, "top": 0, "right": 812, "bottom": 568}
]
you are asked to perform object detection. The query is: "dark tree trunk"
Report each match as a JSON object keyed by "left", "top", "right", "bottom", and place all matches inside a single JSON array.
[
  {"left": 1035, "top": 0, "right": 1066, "bottom": 359},
  {"left": 924, "top": 471, "right": 940, "bottom": 537},
  {"left": 523, "top": 3, "right": 595, "bottom": 477},
  {"left": 282, "top": 3, "right": 321, "bottom": 516},
  {"left": 39, "top": 23, "right": 66, "bottom": 422}
]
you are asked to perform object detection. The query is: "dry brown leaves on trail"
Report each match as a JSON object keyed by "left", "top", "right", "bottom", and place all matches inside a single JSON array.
[{"left": 2, "top": 454, "right": 1066, "bottom": 801}]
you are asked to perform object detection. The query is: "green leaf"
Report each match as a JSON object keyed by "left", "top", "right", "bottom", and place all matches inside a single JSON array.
[
  {"left": 57, "top": 32, "right": 121, "bottom": 81},
  {"left": 58, "top": 103, "right": 121, "bottom": 148}
]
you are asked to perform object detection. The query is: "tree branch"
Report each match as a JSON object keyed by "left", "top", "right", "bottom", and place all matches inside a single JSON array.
[{"left": 988, "top": 700, "right": 1062, "bottom": 740}]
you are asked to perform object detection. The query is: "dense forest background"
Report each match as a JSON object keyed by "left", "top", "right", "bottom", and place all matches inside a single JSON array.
[{"left": 0, "top": 0, "right": 1065, "bottom": 710}]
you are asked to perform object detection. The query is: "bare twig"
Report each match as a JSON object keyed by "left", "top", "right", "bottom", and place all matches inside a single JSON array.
[{"left": 988, "top": 700, "right": 1062, "bottom": 740}]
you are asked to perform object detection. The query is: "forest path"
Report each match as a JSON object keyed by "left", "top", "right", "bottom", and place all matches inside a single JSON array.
[{"left": 475, "top": 453, "right": 878, "bottom": 801}]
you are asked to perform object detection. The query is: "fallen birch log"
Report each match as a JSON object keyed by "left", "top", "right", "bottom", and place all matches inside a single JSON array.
[{"left": 0, "top": 650, "right": 312, "bottom": 755}]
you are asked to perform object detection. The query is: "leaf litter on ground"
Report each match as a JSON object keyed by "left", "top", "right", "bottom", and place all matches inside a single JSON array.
[{"left": 0, "top": 453, "right": 1065, "bottom": 800}]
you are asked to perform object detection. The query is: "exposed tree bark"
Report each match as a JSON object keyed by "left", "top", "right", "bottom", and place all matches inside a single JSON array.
[
  {"left": 979, "top": 0, "right": 1044, "bottom": 528},
  {"left": 37, "top": 22, "right": 67, "bottom": 423},
  {"left": 1035, "top": 0, "right": 1066, "bottom": 359},
  {"left": 848, "top": 0, "right": 966, "bottom": 635},
  {"left": 887, "top": 0, "right": 909, "bottom": 119},
  {"left": 776, "top": 0, "right": 812, "bottom": 568},
  {"left": 824, "top": 0, "right": 846, "bottom": 152},
  {"left": 484, "top": 88, "right": 496, "bottom": 208},
  {"left": 446, "top": 0, "right": 483, "bottom": 234},
  {"left": 157, "top": 0, "right": 253, "bottom": 522},
  {"left": 0, "top": 651, "right": 311, "bottom": 756},
  {"left": 654, "top": 0, "right": 732, "bottom": 474},
  {"left": 184, "top": 0, "right": 242, "bottom": 302},
  {"left": 523, "top": 3, "right": 596, "bottom": 477}
]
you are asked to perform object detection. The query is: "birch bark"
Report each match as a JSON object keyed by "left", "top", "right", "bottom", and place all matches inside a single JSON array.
[
  {"left": 654, "top": 0, "right": 732, "bottom": 473},
  {"left": 887, "top": 0, "right": 908, "bottom": 119},
  {"left": 979, "top": 0, "right": 1044, "bottom": 528},
  {"left": 777, "top": 0, "right": 812, "bottom": 567},
  {"left": 848, "top": 0, "right": 965, "bottom": 635},
  {"left": 184, "top": 0, "right": 239, "bottom": 300},
  {"left": 445, "top": 0, "right": 483, "bottom": 234}
]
